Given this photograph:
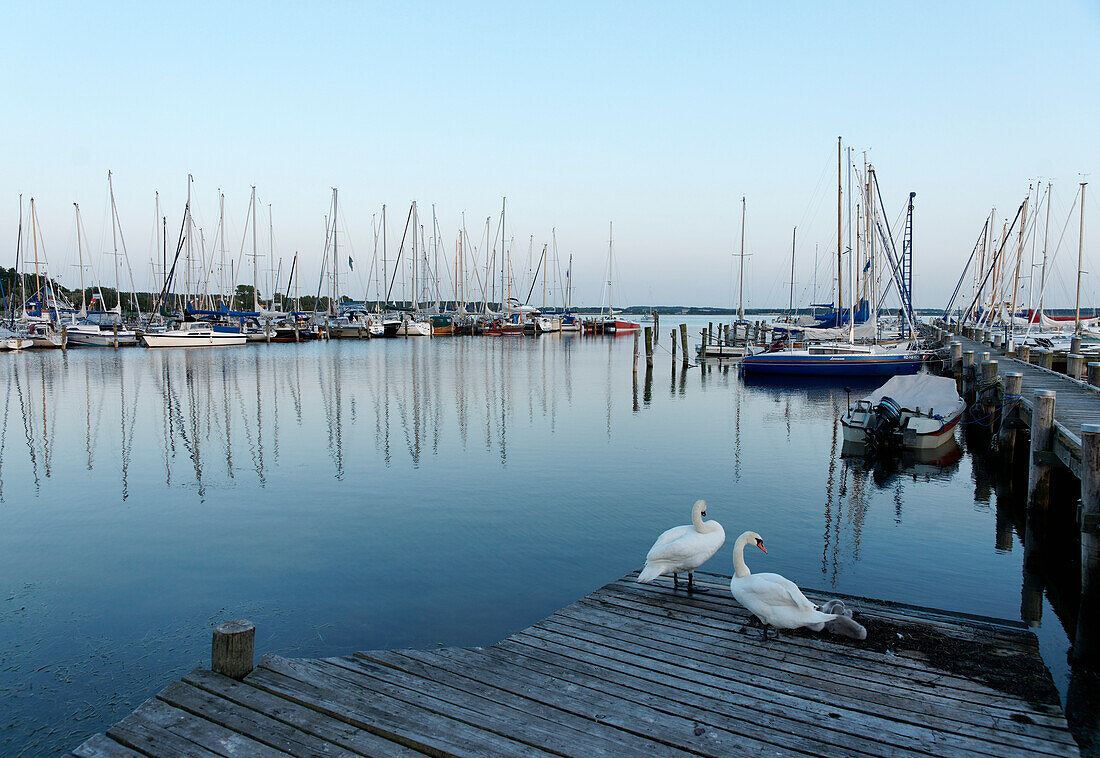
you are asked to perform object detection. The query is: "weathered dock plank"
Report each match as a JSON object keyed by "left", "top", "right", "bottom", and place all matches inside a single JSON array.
[{"left": 73, "top": 571, "right": 1081, "bottom": 757}]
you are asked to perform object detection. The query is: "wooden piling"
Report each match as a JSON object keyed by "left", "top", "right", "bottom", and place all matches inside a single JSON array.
[
  {"left": 980, "top": 359, "right": 999, "bottom": 423},
  {"left": 1028, "top": 390, "right": 1057, "bottom": 507},
  {"left": 950, "top": 341, "right": 962, "bottom": 370},
  {"left": 1019, "top": 344, "right": 1030, "bottom": 363},
  {"left": 999, "top": 372, "right": 1023, "bottom": 456},
  {"left": 212, "top": 620, "right": 255, "bottom": 680},
  {"left": 113, "top": 324, "right": 119, "bottom": 349},
  {"left": 1075, "top": 423, "right": 1100, "bottom": 666},
  {"left": 679, "top": 324, "right": 688, "bottom": 366},
  {"left": 1072, "top": 335, "right": 1082, "bottom": 356},
  {"left": 632, "top": 330, "right": 639, "bottom": 375},
  {"left": 644, "top": 327, "right": 653, "bottom": 368},
  {"left": 1089, "top": 362, "right": 1100, "bottom": 388},
  {"left": 1040, "top": 350, "right": 1054, "bottom": 370},
  {"left": 1068, "top": 354, "right": 1084, "bottom": 381},
  {"left": 670, "top": 329, "right": 676, "bottom": 360}
]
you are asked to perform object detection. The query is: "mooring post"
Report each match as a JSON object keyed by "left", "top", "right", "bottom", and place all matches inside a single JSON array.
[
  {"left": 950, "top": 341, "right": 962, "bottom": 371},
  {"left": 980, "top": 360, "right": 999, "bottom": 431},
  {"left": 999, "top": 372, "right": 1023, "bottom": 459},
  {"left": 1089, "top": 362, "right": 1100, "bottom": 388},
  {"left": 212, "top": 619, "right": 255, "bottom": 680},
  {"left": 1068, "top": 354, "right": 1084, "bottom": 381},
  {"left": 670, "top": 330, "right": 677, "bottom": 360},
  {"left": 1028, "top": 390, "right": 1057, "bottom": 507},
  {"left": 1072, "top": 335, "right": 1082, "bottom": 356},
  {"left": 1074, "top": 424, "right": 1100, "bottom": 666},
  {"left": 632, "top": 330, "right": 639, "bottom": 375},
  {"left": 679, "top": 324, "right": 688, "bottom": 366},
  {"left": 644, "top": 327, "right": 654, "bottom": 368},
  {"left": 962, "top": 350, "right": 975, "bottom": 399},
  {"left": 1019, "top": 344, "right": 1030, "bottom": 363},
  {"left": 707, "top": 322, "right": 713, "bottom": 346},
  {"left": 1040, "top": 350, "right": 1054, "bottom": 370},
  {"left": 113, "top": 324, "right": 119, "bottom": 349}
]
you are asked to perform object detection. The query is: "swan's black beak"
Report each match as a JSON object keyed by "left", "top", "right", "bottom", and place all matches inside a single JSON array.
[{"left": 701, "top": 511, "right": 707, "bottom": 517}]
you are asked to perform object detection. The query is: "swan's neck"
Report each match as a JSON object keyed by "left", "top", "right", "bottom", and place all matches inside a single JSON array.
[
  {"left": 733, "top": 536, "right": 752, "bottom": 578},
  {"left": 691, "top": 509, "right": 705, "bottom": 532}
]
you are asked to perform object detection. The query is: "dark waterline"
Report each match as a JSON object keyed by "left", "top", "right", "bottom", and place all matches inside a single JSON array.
[{"left": 0, "top": 320, "right": 1084, "bottom": 755}]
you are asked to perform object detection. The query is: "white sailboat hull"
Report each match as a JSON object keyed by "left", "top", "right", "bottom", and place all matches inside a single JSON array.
[{"left": 142, "top": 329, "right": 248, "bottom": 348}]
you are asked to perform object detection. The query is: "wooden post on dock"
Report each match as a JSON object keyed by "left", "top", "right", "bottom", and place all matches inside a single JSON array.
[
  {"left": 999, "top": 372, "right": 1023, "bottom": 458},
  {"left": 1089, "top": 362, "right": 1100, "bottom": 388},
  {"left": 1019, "top": 344, "right": 1030, "bottom": 363},
  {"left": 707, "top": 322, "right": 713, "bottom": 347},
  {"left": 1075, "top": 423, "right": 1100, "bottom": 666},
  {"left": 644, "top": 327, "right": 653, "bottom": 368},
  {"left": 1072, "top": 336, "right": 1082, "bottom": 356},
  {"left": 1040, "top": 350, "right": 1054, "bottom": 370},
  {"left": 212, "top": 620, "right": 255, "bottom": 680},
  {"left": 632, "top": 330, "right": 639, "bottom": 375},
  {"left": 113, "top": 325, "right": 119, "bottom": 349},
  {"left": 679, "top": 324, "right": 688, "bottom": 367},
  {"left": 670, "top": 330, "right": 676, "bottom": 360},
  {"left": 950, "top": 341, "right": 962, "bottom": 371},
  {"left": 60, "top": 324, "right": 68, "bottom": 351},
  {"left": 980, "top": 360, "right": 999, "bottom": 427},
  {"left": 962, "top": 350, "right": 975, "bottom": 398},
  {"left": 1028, "top": 390, "right": 1057, "bottom": 507},
  {"left": 1068, "top": 354, "right": 1084, "bottom": 381}
]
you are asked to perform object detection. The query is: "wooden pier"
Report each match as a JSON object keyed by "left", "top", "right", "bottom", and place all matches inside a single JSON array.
[
  {"left": 946, "top": 331, "right": 1100, "bottom": 478},
  {"left": 72, "top": 571, "right": 1079, "bottom": 757}
]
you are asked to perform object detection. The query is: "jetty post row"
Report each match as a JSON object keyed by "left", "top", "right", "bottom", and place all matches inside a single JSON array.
[{"left": 932, "top": 320, "right": 1100, "bottom": 668}]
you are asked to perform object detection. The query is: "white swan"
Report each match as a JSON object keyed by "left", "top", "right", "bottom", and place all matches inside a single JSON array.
[
  {"left": 638, "top": 500, "right": 725, "bottom": 593},
  {"left": 729, "top": 531, "right": 866, "bottom": 640}
]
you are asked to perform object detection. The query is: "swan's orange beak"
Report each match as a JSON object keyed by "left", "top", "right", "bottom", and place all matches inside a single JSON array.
[{"left": 756, "top": 540, "right": 767, "bottom": 553}]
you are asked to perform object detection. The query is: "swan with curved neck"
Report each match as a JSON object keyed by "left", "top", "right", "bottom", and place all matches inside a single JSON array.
[
  {"left": 729, "top": 531, "right": 866, "bottom": 640},
  {"left": 638, "top": 500, "right": 725, "bottom": 593}
]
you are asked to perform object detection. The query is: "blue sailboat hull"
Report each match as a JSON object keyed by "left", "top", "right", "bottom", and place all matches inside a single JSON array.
[{"left": 741, "top": 352, "right": 924, "bottom": 376}]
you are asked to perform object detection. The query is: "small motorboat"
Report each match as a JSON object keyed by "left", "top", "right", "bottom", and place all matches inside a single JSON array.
[{"left": 841, "top": 372, "right": 965, "bottom": 451}]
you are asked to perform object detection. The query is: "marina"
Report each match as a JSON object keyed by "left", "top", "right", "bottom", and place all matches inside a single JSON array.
[{"left": 4, "top": 3, "right": 1099, "bottom": 755}]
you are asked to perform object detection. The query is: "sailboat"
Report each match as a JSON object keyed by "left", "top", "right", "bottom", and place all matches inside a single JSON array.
[
  {"left": 601, "top": 222, "right": 639, "bottom": 334},
  {"left": 701, "top": 197, "right": 753, "bottom": 358},
  {"left": 66, "top": 175, "right": 139, "bottom": 347},
  {"left": 742, "top": 140, "right": 924, "bottom": 376}
]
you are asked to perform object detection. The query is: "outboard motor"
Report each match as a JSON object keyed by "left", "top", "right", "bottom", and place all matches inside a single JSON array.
[{"left": 867, "top": 396, "right": 903, "bottom": 451}]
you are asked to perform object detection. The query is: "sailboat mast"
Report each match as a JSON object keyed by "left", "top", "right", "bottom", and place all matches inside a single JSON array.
[
  {"left": 108, "top": 171, "right": 122, "bottom": 312},
  {"left": 332, "top": 188, "right": 339, "bottom": 313},
  {"left": 1010, "top": 189, "right": 1029, "bottom": 326},
  {"left": 74, "top": 203, "right": 86, "bottom": 314},
  {"left": 1040, "top": 182, "right": 1052, "bottom": 318},
  {"left": 788, "top": 226, "right": 796, "bottom": 316},
  {"left": 381, "top": 204, "right": 387, "bottom": 309},
  {"left": 501, "top": 198, "right": 507, "bottom": 315},
  {"left": 738, "top": 196, "right": 746, "bottom": 321},
  {"left": 1076, "top": 182, "right": 1087, "bottom": 333},
  {"left": 836, "top": 136, "right": 843, "bottom": 319},
  {"left": 268, "top": 203, "right": 274, "bottom": 309},
  {"left": 250, "top": 185, "right": 258, "bottom": 312}
]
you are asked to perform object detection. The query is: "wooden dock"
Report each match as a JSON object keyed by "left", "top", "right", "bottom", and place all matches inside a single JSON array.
[
  {"left": 72, "top": 571, "right": 1079, "bottom": 757},
  {"left": 949, "top": 332, "right": 1100, "bottom": 478}
]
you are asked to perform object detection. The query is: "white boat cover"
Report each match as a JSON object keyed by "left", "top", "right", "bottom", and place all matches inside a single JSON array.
[{"left": 860, "top": 372, "right": 965, "bottom": 418}]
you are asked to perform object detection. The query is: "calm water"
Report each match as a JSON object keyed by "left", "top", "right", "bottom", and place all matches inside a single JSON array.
[{"left": 0, "top": 318, "right": 1084, "bottom": 755}]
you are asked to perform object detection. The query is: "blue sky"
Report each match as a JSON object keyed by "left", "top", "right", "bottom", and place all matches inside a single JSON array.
[{"left": 2, "top": 1, "right": 1098, "bottom": 308}]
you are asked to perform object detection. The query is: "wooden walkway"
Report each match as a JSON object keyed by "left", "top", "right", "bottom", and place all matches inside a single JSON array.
[
  {"left": 952, "top": 333, "right": 1100, "bottom": 477},
  {"left": 71, "top": 571, "right": 1079, "bottom": 758}
]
